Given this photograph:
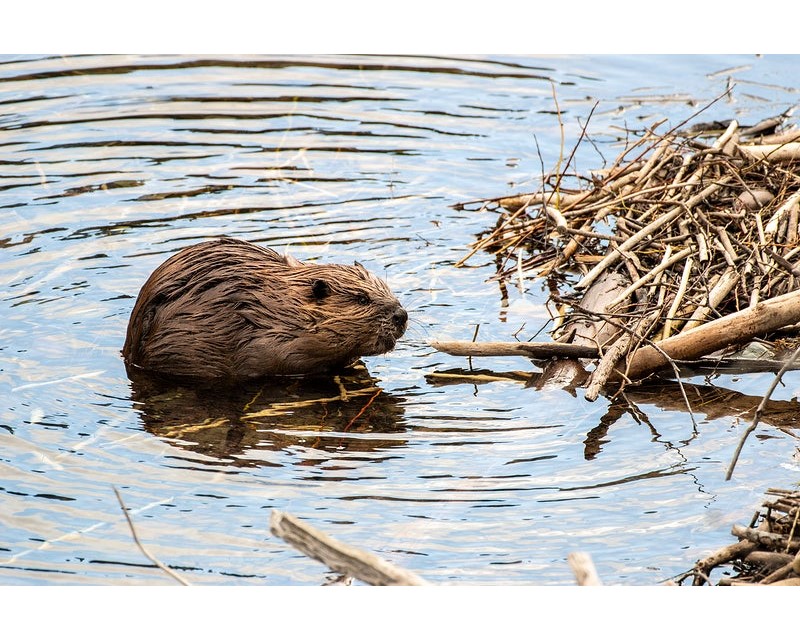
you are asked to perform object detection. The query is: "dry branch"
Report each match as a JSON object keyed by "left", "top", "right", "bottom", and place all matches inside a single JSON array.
[
  {"left": 269, "top": 510, "right": 428, "bottom": 586},
  {"left": 429, "top": 340, "right": 598, "bottom": 359},
  {"left": 567, "top": 551, "right": 603, "bottom": 586},
  {"left": 621, "top": 288, "right": 800, "bottom": 381},
  {"left": 113, "top": 486, "right": 189, "bottom": 586}
]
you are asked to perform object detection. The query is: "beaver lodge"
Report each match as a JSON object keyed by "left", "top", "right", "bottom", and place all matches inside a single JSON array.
[
  {"left": 427, "top": 98, "right": 800, "bottom": 587},
  {"left": 432, "top": 104, "right": 800, "bottom": 402}
]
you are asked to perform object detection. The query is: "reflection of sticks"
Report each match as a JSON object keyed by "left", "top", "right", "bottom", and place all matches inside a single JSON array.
[
  {"left": 426, "top": 370, "right": 533, "bottom": 385},
  {"left": 113, "top": 486, "right": 190, "bottom": 586},
  {"left": 342, "top": 388, "right": 382, "bottom": 431},
  {"left": 567, "top": 552, "right": 602, "bottom": 586},
  {"left": 725, "top": 343, "right": 800, "bottom": 481},
  {"left": 269, "top": 510, "right": 428, "bottom": 586}
]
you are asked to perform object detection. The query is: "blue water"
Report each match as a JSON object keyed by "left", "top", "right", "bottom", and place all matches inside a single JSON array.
[{"left": 1, "top": 54, "right": 799, "bottom": 585}]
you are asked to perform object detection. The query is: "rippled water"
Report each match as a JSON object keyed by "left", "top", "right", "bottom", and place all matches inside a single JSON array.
[{"left": 2, "top": 54, "right": 800, "bottom": 585}]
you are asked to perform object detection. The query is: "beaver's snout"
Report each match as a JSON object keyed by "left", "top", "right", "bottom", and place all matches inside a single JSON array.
[{"left": 391, "top": 307, "right": 408, "bottom": 333}]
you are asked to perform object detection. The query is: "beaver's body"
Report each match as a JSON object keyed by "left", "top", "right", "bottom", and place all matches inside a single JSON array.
[{"left": 122, "top": 237, "right": 407, "bottom": 380}]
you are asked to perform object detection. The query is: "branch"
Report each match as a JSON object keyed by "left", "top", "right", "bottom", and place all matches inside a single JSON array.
[
  {"left": 269, "top": 510, "right": 428, "bottom": 586},
  {"left": 113, "top": 486, "right": 190, "bottom": 586},
  {"left": 429, "top": 340, "right": 598, "bottom": 359}
]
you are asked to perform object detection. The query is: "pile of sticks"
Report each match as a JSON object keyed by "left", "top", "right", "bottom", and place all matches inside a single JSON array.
[
  {"left": 445, "top": 107, "right": 800, "bottom": 395},
  {"left": 684, "top": 487, "right": 800, "bottom": 586}
]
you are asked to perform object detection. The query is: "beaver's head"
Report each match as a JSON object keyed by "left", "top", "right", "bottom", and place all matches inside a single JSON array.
[{"left": 303, "top": 261, "right": 408, "bottom": 357}]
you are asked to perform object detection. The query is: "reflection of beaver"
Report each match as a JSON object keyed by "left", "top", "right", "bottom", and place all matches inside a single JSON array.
[
  {"left": 122, "top": 237, "right": 407, "bottom": 380},
  {"left": 128, "top": 364, "right": 408, "bottom": 466}
]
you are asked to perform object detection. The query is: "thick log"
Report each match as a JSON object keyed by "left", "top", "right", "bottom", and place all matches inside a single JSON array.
[
  {"left": 621, "top": 289, "right": 800, "bottom": 381},
  {"left": 738, "top": 141, "right": 800, "bottom": 162},
  {"left": 269, "top": 510, "right": 428, "bottom": 586}
]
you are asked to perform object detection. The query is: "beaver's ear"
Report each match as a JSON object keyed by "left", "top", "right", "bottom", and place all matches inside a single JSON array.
[{"left": 312, "top": 279, "right": 330, "bottom": 300}]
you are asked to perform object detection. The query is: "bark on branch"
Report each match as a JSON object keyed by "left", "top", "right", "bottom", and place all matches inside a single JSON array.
[
  {"left": 269, "top": 510, "right": 428, "bottom": 586},
  {"left": 621, "top": 288, "right": 800, "bottom": 381},
  {"left": 429, "top": 340, "right": 598, "bottom": 359}
]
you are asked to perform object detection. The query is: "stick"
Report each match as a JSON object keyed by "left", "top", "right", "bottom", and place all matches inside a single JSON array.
[
  {"left": 567, "top": 552, "right": 603, "bottom": 586},
  {"left": 620, "top": 288, "right": 800, "bottom": 381},
  {"left": 681, "top": 267, "right": 740, "bottom": 332},
  {"left": 725, "top": 343, "right": 800, "bottom": 480},
  {"left": 584, "top": 331, "right": 633, "bottom": 402},
  {"left": 738, "top": 141, "right": 800, "bottom": 162},
  {"left": 575, "top": 177, "right": 731, "bottom": 290},
  {"left": 269, "top": 510, "right": 428, "bottom": 586},
  {"left": 113, "top": 486, "right": 190, "bottom": 586},
  {"left": 764, "top": 190, "right": 800, "bottom": 241},
  {"left": 429, "top": 340, "right": 599, "bottom": 359},
  {"left": 662, "top": 256, "right": 694, "bottom": 339},
  {"left": 584, "top": 310, "right": 660, "bottom": 402},
  {"left": 730, "top": 523, "right": 800, "bottom": 552},
  {"left": 606, "top": 246, "right": 694, "bottom": 310}
]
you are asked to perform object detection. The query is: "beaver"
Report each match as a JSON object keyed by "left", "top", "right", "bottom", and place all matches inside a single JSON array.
[{"left": 122, "top": 237, "right": 407, "bottom": 380}]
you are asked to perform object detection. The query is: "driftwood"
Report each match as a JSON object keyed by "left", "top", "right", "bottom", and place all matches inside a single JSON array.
[
  {"left": 430, "top": 288, "right": 800, "bottom": 384},
  {"left": 269, "top": 510, "right": 428, "bottom": 586},
  {"left": 567, "top": 552, "right": 603, "bottom": 586},
  {"left": 429, "top": 340, "right": 598, "bottom": 359}
]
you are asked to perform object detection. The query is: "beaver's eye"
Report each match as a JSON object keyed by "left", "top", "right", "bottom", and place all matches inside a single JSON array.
[
  {"left": 356, "top": 293, "right": 370, "bottom": 305},
  {"left": 312, "top": 279, "right": 330, "bottom": 300}
]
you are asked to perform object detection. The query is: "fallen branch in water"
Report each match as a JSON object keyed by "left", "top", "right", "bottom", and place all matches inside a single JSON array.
[
  {"left": 567, "top": 551, "right": 603, "bottom": 586},
  {"left": 269, "top": 510, "right": 428, "bottom": 586},
  {"left": 621, "top": 288, "right": 800, "bottom": 381},
  {"left": 113, "top": 486, "right": 189, "bottom": 586},
  {"left": 429, "top": 340, "right": 598, "bottom": 359}
]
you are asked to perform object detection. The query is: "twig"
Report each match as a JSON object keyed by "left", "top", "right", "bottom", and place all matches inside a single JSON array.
[
  {"left": 726, "top": 343, "right": 800, "bottom": 480},
  {"left": 662, "top": 256, "right": 694, "bottom": 339},
  {"left": 113, "top": 486, "right": 190, "bottom": 586}
]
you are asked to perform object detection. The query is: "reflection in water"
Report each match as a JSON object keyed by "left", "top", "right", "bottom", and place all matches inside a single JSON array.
[
  {"left": 429, "top": 365, "right": 800, "bottom": 461},
  {"left": 129, "top": 363, "right": 407, "bottom": 467},
  {"left": 624, "top": 380, "right": 800, "bottom": 435}
]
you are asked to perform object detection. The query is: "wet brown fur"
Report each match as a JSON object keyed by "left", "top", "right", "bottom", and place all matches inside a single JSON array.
[{"left": 122, "top": 237, "right": 407, "bottom": 380}]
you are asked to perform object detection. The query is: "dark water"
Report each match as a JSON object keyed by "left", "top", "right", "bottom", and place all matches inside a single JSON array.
[{"left": 2, "top": 54, "right": 800, "bottom": 585}]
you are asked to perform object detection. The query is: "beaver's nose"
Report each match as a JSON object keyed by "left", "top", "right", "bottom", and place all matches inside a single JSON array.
[{"left": 392, "top": 307, "right": 408, "bottom": 330}]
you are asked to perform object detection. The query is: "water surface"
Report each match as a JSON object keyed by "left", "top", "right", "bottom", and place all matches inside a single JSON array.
[{"left": 2, "top": 54, "right": 800, "bottom": 585}]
